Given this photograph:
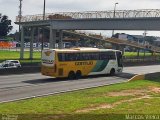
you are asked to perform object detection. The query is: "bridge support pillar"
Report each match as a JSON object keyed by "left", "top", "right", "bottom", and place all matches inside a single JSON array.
[
  {"left": 58, "top": 30, "right": 64, "bottom": 49},
  {"left": 30, "top": 27, "right": 35, "bottom": 60},
  {"left": 49, "top": 26, "right": 56, "bottom": 49},
  {"left": 76, "top": 40, "right": 79, "bottom": 47},
  {"left": 121, "top": 45, "right": 125, "bottom": 55},
  {"left": 151, "top": 52, "right": 154, "bottom": 56},
  {"left": 20, "top": 26, "right": 24, "bottom": 60},
  {"left": 143, "top": 48, "right": 146, "bottom": 57},
  {"left": 137, "top": 49, "right": 140, "bottom": 57}
]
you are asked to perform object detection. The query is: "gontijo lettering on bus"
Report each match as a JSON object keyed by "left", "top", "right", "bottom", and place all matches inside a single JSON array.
[{"left": 75, "top": 61, "right": 93, "bottom": 65}]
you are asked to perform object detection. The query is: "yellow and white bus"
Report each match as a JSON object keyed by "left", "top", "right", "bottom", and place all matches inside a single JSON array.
[{"left": 41, "top": 48, "right": 123, "bottom": 79}]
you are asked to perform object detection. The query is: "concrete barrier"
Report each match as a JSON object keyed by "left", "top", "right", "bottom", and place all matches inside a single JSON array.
[
  {"left": 123, "top": 61, "right": 160, "bottom": 67},
  {"left": 128, "top": 74, "right": 145, "bottom": 81},
  {"left": 0, "top": 66, "right": 40, "bottom": 76},
  {"left": 145, "top": 72, "right": 160, "bottom": 80},
  {"left": 129, "top": 72, "right": 160, "bottom": 81}
]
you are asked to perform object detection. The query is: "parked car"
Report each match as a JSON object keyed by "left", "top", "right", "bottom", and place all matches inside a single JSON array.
[{"left": 0, "top": 60, "right": 21, "bottom": 69}]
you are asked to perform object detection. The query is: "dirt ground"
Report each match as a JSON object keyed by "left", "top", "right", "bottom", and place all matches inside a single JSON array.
[{"left": 76, "top": 86, "right": 160, "bottom": 113}]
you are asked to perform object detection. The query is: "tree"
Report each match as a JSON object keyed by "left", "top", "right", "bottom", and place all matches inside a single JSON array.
[{"left": 0, "top": 14, "right": 13, "bottom": 37}]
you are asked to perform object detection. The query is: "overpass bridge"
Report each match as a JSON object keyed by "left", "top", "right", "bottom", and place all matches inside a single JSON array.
[
  {"left": 16, "top": 9, "right": 160, "bottom": 30},
  {"left": 15, "top": 9, "right": 160, "bottom": 59},
  {"left": 17, "top": 9, "right": 160, "bottom": 21}
]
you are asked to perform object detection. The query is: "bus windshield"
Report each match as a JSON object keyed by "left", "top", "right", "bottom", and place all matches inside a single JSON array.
[{"left": 42, "top": 50, "right": 55, "bottom": 66}]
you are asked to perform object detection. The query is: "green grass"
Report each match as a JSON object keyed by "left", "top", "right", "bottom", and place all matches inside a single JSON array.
[
  {"left": 0, "top": 50, "right": 41, "bottom": 63},
  {"left": 0, "top": 79, "right": 159, "bottom": 120},
  {"left": 124, "top": 52, "right": 153, "bottom": 57},
  {"left": 0, "top": 50, "right": 41, "bottom": 59}
]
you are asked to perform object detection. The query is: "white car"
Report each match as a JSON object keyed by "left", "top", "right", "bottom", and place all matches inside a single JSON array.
[
  {"left": 0, "top": 60, "right": 21, "bottom": 69},
  {"left": 0, "top": 62, "right": 17, "bottom": 69},
  {"left": 6, "top": 60, "right": 21, "bottom": 68},
  {"left": 0, "top": 64, "right": 3, "bottom": 69}
]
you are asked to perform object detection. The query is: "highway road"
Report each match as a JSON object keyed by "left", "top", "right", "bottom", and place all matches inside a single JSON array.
[
  {"left": 123, "top": 65, "right": 160, "bottom": 74},
  {"left": 0, "top": 65, "right": 159, "bottom": 103}
]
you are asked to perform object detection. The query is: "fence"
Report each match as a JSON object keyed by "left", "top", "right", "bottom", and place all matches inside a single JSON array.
[{"left": 0, "top": 41, "right": 16, "bottom": 49}]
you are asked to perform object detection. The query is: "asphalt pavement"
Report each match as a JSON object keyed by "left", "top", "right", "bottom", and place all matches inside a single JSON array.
[
  {"left": 123, "top": 65, "right": 160, "bottom": 74},
  {"left": 0, "top": 65, "right": 159, "bottom": 103}
]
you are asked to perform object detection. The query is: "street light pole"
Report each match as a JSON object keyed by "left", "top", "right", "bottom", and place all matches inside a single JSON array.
[
  {"left": 19, "top": 0, "right": 23, "bottom": 59},
  {"left": 19, "top": 0, "right": 23, "bottom": 41},
  {"left": 41, "top": 0, "right": 46, "bottom": 52},
  {"left": 112, "top": 2, "right": 118, "bottom": 37},
  {"left": 43, "top": 0, "right": 46, "bottom": 20}
]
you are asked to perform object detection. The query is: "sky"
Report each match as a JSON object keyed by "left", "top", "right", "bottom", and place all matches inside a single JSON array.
[{"left": 1, "top": 0, "right": 160, "bottom": 37}]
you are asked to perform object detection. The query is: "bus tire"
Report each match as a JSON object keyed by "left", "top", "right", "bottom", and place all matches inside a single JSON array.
[
  {"left": 76, "top": 70, "right": 82, "bottom": 79},
  {"left": 110, "top": 68, "right": 115, "bottom": 76},
  {"left": 68, "top": 71, "right": 75, "bottom": 79}
]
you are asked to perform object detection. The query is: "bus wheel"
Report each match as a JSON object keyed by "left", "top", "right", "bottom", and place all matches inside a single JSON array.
[
  {"left": 76, "top": 70, "right": 82, "bottom": 79},
  {"left": 110, "top": 68, "right": 115, "bottom": 76},
  {"left": 68, "top": 71, "right": 75, "bottom": 79}
]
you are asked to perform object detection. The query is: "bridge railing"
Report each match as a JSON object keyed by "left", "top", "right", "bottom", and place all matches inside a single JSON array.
[
  {"left": 151, "top": 45, "right": 160, "bottom": 52},
  {"left": 106, "top": 38, "right": 145, "bottom": 48},
  {"left": 16, "top": 9, "right": 160, "bottom": 22},
  {"left": 107, "top": 38, "right": 160, "bottom": 53}
]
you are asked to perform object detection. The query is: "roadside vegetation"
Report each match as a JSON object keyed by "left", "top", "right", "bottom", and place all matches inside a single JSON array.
[
  {"left": 0, "top": 14, "right": 13, "bottom": 37},
  {"left": 124, "top": 52, "right": 160, "bottom": 57},
  {"left": 124, "top": 52, "right": 151, "bottom": 57},
  {"left": 0, "top": 50, "right": 41, "bottom": 63},
  {"left": 0, "top": 78, "right": 159, "bottom": 120}
]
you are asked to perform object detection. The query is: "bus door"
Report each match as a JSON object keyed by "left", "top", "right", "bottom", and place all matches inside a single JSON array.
[{"left": 116, "top": 51, "right": 123, "bottom": 67}]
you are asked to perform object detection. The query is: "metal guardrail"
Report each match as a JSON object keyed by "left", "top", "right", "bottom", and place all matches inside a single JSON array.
[
  {"left": 0, "top": 66, "right": 40, "bottom": 76},
  {"left": 123, "top": 56, "right": 160, "bottom": 67},
  {"left": 106, "top": 38, "right": 145, "bottom": 48},
  {"left": 16, "top": 9, "right": 160, "bottom": 22}
]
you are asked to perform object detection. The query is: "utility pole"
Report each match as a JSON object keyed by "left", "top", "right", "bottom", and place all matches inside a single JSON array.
[
  {"left": 19, "top": 0, "right": 24, "bottom": 59},
  {"left": 18, "top": 0, "right": 23, "bottom": 42},
  {"left": 43, "top": 0, "right": 46, "bottom": 20},
  {"left": 41, "top": 0, "right": 46, "bottom": 52}
]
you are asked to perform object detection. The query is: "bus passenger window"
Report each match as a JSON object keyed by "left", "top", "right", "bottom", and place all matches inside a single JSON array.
[{"left": 58, "top": 53, "right": 63, "bottom": 61}]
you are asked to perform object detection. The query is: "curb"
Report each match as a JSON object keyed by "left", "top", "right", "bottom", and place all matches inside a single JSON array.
[
  {"left": 128, "top": 74, "right": 145, "bottom": 81},
  {"left": 129, "top": 72, "right": 160, "bottom": 81}
]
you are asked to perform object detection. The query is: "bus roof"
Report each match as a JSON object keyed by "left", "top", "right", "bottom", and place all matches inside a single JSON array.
[{"left": 44, "top": 47, "right": 121, "bottom": 52}]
